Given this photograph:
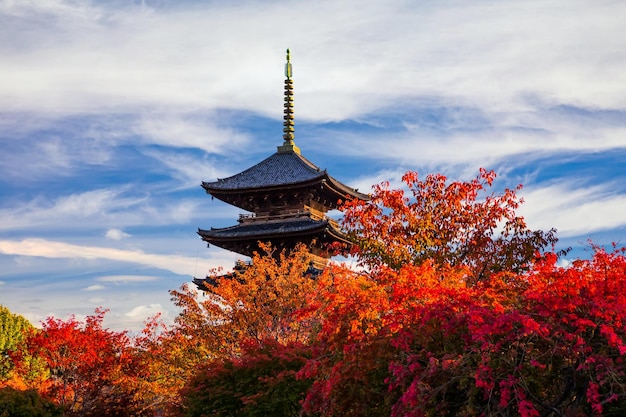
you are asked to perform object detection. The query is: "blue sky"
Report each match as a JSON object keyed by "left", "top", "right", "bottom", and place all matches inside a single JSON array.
[{"left": 1, "top": 0, "right": 625, "bottom": 331}]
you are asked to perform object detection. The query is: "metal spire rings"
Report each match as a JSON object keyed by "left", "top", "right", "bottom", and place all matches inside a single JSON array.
[{"left": 279, "top": 49, "right": 299, "bottom": 154}]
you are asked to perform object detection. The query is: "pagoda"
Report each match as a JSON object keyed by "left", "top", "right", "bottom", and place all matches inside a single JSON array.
[{"left": 195, "top": 50, "right": 368, "bottom": 287}]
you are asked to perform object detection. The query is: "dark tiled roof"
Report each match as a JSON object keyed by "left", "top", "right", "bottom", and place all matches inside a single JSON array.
[
  {"left": 198, "top": 217, "right": 334, "bottom": 239},
  {"left": 203, "top": 151, "right": 325, "bottom": 190}
]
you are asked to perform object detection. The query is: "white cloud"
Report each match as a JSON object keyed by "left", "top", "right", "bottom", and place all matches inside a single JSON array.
[
  {"left": 0, "top": 238, "right": 214, "bottom": 276},
  {"left": 519, "top": 181, "right": 626, "bottom": 238},
  {"left": 53, "top": 189, "right": 134, "bottom": 217},
  {"left": 97, "top": 275, "right": 158, "bottom": 283},
  {"left": 0, "top": 188, "right": 209, "bottom": 232},
  {"left": 124, "top": 304, "right": 164, "bottom": 320},
  {"left": 142, "top": 150, "right": 229, "bottom": 189},
  {"left": 328, "top": 121, "right": 626, "bottom": 170},
  {"left": 105, "top": 228, "right": 130, "bottom": 240},
  {"left": 83, "top": 284, "right": 106, "bottom": 291},
  {"left": 0, "top": 188, "right": 136, "bottom": 231},
  {"left": 133, "top": 113, "right": 250, "bottom": 154},
  {"left": 118, "top": 303, "right": 172, "bottom": 332}
]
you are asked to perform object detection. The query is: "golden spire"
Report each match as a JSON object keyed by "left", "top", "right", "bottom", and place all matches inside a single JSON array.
[{"left": 278, "top": 48, "right": 300, "bottom": 154}]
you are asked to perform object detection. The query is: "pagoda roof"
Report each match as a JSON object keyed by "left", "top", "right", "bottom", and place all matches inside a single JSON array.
[
  {"left": 199, "top": 217, "right": 347, "bottom": 240},
  {"left": 204, "top": 150, "right": 322, "bottom": 189},
  {"left": 198, "top": 216, "right": 351, "bottom": 257},
  {"left": 203, "top": 150, "right": 366, "bottom": 196},
  {"left": 202, "top": 149, "right": 369, "bottom": 210}
]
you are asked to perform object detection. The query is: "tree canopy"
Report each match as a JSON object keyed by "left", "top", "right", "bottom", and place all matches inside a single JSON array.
[{"left": 342, "top": 169, "right": 560, "bottom": 281}]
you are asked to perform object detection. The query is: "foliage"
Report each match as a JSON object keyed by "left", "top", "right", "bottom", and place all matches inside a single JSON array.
[
  {"left": 0, "top": 306, "right": 36, "bottom": 385},
  {"left": 298, "top": 262, "right": 467, "bottom": 416},
  {"left": 15, "top": 308, "right": 147, "bottom": 417},
  {"left": 169, "top": 242, "right": 316, "bottom": 357},
  {"left": 342, "top": 169, "right": 559, "bottom": 282},
  {"left": 295, "top": 170, "right": 626, "bottom": 416},
  {"left": 129, "top": 313, "right": 192, "bottom": 416},
  {"left": 0, "top": 386, "right": 63, "bottom": 417},
  {"left": 297, "top": 250, "right": 626, "bottom": 416},
  {"left": 178, "top": 339, "right": 312, "bottom": 417},
  {"left": 137, "top": 243, "right": 317, "bottom": 415},
  {"left": 384, "top": 248, "right": 626, "bottom": 416}
]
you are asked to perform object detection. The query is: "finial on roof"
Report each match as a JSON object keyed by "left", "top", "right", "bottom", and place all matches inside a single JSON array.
[
  {"left": 278, "top": 48, "right": 300, "bottom": 154},
  {"left": 285, "top": 48, "right": 292, "bottom": 79}
]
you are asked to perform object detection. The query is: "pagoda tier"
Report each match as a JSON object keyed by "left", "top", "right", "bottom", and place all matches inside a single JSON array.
[
  {"left": 201, "top": 149, "right": 369, "bottom": 214},
  {"left": 198, "top": 215, "right": 349, "bottom": 268}
]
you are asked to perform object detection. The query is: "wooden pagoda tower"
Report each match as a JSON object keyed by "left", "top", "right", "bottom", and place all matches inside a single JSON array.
[{"left": 195, "top": 50, "right": 368, "bottom": 288}]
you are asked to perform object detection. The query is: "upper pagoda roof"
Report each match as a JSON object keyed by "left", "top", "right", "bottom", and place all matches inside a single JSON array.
[
  {"left": 203, "top": 150, "right": 322, "bottom": 190},
  {"left": 202, "top": 149, "right": 367, "bottom": 198}
]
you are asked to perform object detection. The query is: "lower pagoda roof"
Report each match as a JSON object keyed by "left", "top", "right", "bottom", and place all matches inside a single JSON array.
[{"left": 198, "top": 217, "right": 351, "bottom": 257}]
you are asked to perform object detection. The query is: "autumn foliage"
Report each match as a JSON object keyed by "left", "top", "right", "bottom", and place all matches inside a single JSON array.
[
  {"left": 342, "top": 169, "right": 559, "bottom": 281},
  {"left": 3, "top": 169, "right": 626, "bottom": 416},
  {"left": 13, "top": 308, "right": 148, "bottom": 417}
]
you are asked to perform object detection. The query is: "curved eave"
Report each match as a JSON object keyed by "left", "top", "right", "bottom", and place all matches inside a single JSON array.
[
  {"left": 201, "top": 151, "right": 369, "bottom": 210},
  {"left": 203, "top": 171, "right": 368, "bottom": 201},
  {"left": 198, "top": 218, "right": 352, "bottom": 246},
  {"left": 202, "top": 151, "right": 324, "bottom": 191},
  {"left": 324, "top": 173, "right": 371, "bottom": 201},
  {"left": 203, "top": 171, "right": 369, "bottom": 213},
  {"left": 202, "top": 175, "right": 326, "bottom": 198}
]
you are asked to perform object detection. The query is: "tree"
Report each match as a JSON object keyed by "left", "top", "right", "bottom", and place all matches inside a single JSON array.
[
  {"left": 299, "top": 262, "right": 469, "bottom": 416},
  {"left": 385, "top": 248, "right": 626, "bottom": 416},
  {"left": 0, "top": 306, "right": 31, "bottom": 381},
  {"left": 342, "top": 169, "right": 559, "bottom": 282},
  {"left": 130, "top": 313, "right": 203, "bottom": 416},
  {"left": 178, "top": 340, "right": 311, "bottom": 417},
  {"left": 0, "top": 305, "right": 46, "bottom": 389},
  {"left": 299, "top": 248, "right": 626, "bottom": 416},
  {"left": 144, "top": 243, "right": 317, "bottom": 416},
  {"left": 16, "top": 308, "right": 146, "bottom": 417},
  {"left": 296, "top": 170, "right": 626, "bottom": 416},
  {"left": 0, "top": 386, "right": 63, "bottom": 417},
  {"left": 169, "top": 242, "right": 317, "bottom": 357}
]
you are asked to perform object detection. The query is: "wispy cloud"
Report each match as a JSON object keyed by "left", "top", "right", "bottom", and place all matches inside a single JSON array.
[
  {"left": 82, "top": 284, "right": 106, "bottom": 291},
  {"left": 134, "top": 113, "right": 251, "bottom": 154},
  {"left": 96, "top": 275, "right": 159, "bottom": 283},
  {"left": 142, "top": 150, "right": 227, "bottom": 189},
  {"left": 519, "top": 181, "right": 626, "bottom": 238},
  {"left": 324, "top": 108, "right": 626, "bottom": 170},
  {"left": 0, "top": 187, "right": 214, "bottom": 232},
  {"left": 124, "top": 304, "right": 164, "bottom": 320},
  {"left": 0, "top": 188, "right": 143, "bottom": 231},
  {"left": 0, "top": 238, "right": 214, "bottom": 276},
  {"left": 105, "top": 229, "right": 131, "bottom": 240}
]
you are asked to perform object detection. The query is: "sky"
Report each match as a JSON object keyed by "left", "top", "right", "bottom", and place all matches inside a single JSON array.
[{"left": 1, "top": 0, "right": 625, "bottom": 332}]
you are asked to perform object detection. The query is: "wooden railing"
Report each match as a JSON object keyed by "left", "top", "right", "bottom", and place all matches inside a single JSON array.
[{"left": 238, "top": 209, "right": 337, "bottom": 225}]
